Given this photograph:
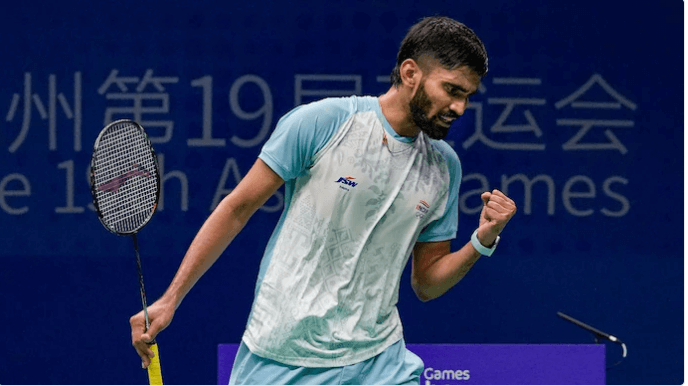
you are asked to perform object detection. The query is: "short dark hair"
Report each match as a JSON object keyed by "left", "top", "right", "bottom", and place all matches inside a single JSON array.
[{"left": 390, "top": 16, "right": 488, "bottom": 87}]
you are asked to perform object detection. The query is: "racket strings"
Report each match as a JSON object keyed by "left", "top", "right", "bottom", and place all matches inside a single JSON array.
[{"left": 93, "top": 122, "right": 159, "bottom": 233}]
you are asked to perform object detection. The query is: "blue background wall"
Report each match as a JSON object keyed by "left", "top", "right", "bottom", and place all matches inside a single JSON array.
[{"left": 0, "top": 1, "right": 683, "bottom": 384}]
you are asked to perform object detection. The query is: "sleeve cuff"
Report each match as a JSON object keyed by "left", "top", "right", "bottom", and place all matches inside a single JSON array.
[{"left": 258, "top": 152, "right": 290, "bottom": 181}]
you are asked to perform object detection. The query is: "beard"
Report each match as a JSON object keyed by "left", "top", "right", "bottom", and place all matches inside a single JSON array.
[{"left": 409, "top": 82, "right": 458, "bottom": 140}]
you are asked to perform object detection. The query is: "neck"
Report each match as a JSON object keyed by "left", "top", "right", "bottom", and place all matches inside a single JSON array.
[{"left": 378, "top": 87, "right": 420, "bottom": 137}]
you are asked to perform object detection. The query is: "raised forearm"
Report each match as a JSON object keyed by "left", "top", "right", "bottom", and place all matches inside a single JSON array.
[
  {"left": 413, "top": 190, "right": 517, "bottom": 302},
  {"left": 412, "top": 241, "right": 482, "bottom": 302}
]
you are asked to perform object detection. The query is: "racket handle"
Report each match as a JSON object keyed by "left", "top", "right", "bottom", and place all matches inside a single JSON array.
[{"left": 147, "top": 343, "right": 163, "bottom": 385}]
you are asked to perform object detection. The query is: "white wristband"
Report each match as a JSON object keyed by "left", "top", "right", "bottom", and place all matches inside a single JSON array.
[{"left": 471, "top": 229, "right": 500, "bottom": 257}]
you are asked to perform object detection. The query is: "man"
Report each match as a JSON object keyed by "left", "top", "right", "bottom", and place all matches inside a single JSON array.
[{"left": 131, "top": 16, "right": 517, "bottom": 385}]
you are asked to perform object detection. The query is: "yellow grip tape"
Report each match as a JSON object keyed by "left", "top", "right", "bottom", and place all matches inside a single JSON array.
[{"left": 147, "top": 343, "right": 163, "bottom": 385}]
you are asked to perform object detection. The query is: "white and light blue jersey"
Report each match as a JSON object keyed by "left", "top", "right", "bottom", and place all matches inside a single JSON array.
[{"left": 241, "top": 95, "right": 462, "bottom": 367}]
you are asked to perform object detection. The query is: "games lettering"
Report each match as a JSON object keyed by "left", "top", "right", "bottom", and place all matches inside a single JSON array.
[{"left": 422, "top": 367, "right": 470, "bottom": 384}]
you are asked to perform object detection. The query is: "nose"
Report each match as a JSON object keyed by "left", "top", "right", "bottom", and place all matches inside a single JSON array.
[{"left": 449, "top": 98, "right": 468, "bottom": 117}]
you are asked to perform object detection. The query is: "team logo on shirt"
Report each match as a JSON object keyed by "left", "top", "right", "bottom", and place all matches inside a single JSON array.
[
  {"left": 335, "top": 176, "right": 358, "bottom": 191},
  {"left": 416, "top": 200, "right": 430, "bottom": 219}
]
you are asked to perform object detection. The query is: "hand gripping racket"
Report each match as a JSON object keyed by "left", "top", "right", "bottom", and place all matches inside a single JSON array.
[{"left": 89, "top": 119, "right": 163, "bottom": 385}]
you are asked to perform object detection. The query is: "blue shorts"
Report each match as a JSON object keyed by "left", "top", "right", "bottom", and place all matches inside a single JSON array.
[{"left": 228, "top": 339, "right": 424, "bottom": 385}]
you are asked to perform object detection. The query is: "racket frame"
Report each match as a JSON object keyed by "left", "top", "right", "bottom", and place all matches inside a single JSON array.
[{"left": 89, "top": 119, "right": 161, "bottom": 236}]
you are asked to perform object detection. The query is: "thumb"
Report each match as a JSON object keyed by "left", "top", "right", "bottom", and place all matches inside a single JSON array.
[
  {"left": 141, "top": 323, "right": 160, "bottom": 343},
  {"left": 142, "top": 312, "right": 171, "bottom": 343},
  {"left": 141, "top": 331, "right": 156, "bottom": 344},
  {"left": 481, "top": 191, "right": 491, "bottom": 205}
]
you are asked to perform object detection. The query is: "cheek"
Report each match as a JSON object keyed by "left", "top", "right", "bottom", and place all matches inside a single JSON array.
[
  {"left": 426, "top": 90, "right": 452, "bottom": 115},
  {"left": 426, "top": 98, "right": 450, "bottom": 118}
]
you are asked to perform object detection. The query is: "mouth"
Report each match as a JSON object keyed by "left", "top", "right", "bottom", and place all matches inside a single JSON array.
[{"left": 437, "top": 115, "right": 455, "bottom": 126}]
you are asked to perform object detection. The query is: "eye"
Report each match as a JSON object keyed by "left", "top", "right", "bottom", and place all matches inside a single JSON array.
[
  {"left": 444, "top": 85, "right": 457, "bottom": 96},
  {"left": 445, "top": 85, "right": 464, "bottom": 99}
]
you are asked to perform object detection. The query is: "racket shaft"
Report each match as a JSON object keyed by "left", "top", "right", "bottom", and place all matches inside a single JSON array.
[{"left": 147, "top": 343, "right": 163, "bottom": 385}]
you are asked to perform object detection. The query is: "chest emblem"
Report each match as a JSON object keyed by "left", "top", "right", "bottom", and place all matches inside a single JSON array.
[
  {"left": 415, "top": 200, "right": 430, "bottom": 219},
  {"left": 335, "top": 176, "right": 358, "bottom": 191}
]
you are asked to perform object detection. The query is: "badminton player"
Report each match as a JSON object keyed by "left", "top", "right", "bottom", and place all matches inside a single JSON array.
[{"left": 130, "top": 16, "right": 517, "bottom": 385}]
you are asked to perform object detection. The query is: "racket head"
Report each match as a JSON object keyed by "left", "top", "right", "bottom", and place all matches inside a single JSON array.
[{"left": 89, "top": 119, "right": 161, "bottom": 235}]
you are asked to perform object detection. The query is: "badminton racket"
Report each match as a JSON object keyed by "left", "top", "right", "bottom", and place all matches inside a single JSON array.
[{"left": 89, "top": 119, "right": 163, "bottom": 385}]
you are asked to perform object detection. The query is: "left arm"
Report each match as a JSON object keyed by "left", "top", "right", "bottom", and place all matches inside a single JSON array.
[
  {"left": 412, "top": 189, "right": 517, "bottom": 301},
  {"left": 411, "top": 240, "right": 481, "bottom": 302}
]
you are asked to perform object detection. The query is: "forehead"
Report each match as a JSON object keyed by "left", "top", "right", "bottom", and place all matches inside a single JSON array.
[{"left": 426, "top": 64, "right": 481, "bottom": 94}]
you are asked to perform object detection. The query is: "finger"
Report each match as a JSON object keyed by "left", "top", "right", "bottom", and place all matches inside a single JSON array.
[
  {"left": 142, "top": 355, "right": 151, "bottom": 369},
  {"left": 484, "top": 205, "right": 515, "bottom": 224},
  {"left": 483, "top": 200, "right": 516, "bottom": 221},
  {"left": 131, "top": 323, "right": 145, "bottom": 347},
  {"left": 133, "top": 341, "right": 156, "bottom": 370},
  {"left": 485, "top": 190, "right": 509, "bottom": 204},
  {"left": 481, "top": 192, "right": 491, "bottom": 205},
  {"left": 484, "top": 196, "right": 511, "bottom": 212},
  {"left": 485, "top": 193, "right": 516, "bottom": 212},
  {"left": 490, "top": 189, "right": 506, "bottom": 197},
  {"left": 489, "top": 190, "right": 517, "bottom": 207},
  {"left": 133, "top": 342, "right": 153, "bottom": 368},
  {"left": 490, "top": 189, "right": 514, "bottom": 200},
  {"left": 483, "top": 190, "right": 516, "bottom": 210},
  {"left": 130, "top": 314, "right": 156, "bottom": 366},
  {"left": 135, "top": 328, "right": 156, "bottom": 352},
  {"left": 482, "top": 207, "right": 505, "bottom": 225},
  {"left": 144, "top": 316, "right": 166, "bottom": 342},
  {"left": 130, "top": 313, "right": 143, "bottom": 329},
  {"left": 144, "top": 342, "right": 156, "bottom": 358},
  {"left": 141, "top": 332, "right": 154, "bottom": 345},
  {"left": 133, "top": 331, "right": 156, "bottom": 353}
]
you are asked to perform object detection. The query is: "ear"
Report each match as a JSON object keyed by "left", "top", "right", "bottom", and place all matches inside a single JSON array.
[{"left": 399, "top": 58, "right": 423, "bottom": 89}]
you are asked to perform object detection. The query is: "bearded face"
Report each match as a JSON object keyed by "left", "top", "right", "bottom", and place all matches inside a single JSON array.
[{"left": 409, "top": 80, "right": 459, "bottom": 140}]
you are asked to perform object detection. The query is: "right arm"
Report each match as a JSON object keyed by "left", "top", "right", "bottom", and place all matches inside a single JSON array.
[{"left": 130, "top": 158, "right": 284, "bottom": 367}]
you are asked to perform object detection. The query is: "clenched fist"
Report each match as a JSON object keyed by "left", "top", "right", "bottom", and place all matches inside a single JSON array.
[{"left": 476, "top": 189, "right": 517, "bottom": 247}]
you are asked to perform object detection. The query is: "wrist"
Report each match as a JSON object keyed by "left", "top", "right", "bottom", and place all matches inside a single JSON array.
[
  {"left": 160, "top": 290, "right": 182, "bottom": 310},
  {"left": 471, "top": 229, "right": 500, "bottom": 257},
  {"left": 476, "top": 228, "right": 498, "bottom": 247}
]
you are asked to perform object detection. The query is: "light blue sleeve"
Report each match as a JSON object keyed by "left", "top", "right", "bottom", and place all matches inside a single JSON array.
[
  {"left": 258, "top": 97, "right": 357, "bottom": 181},
  {"left": 416, "top": 141, "right": 462, "bottom": 242}
]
